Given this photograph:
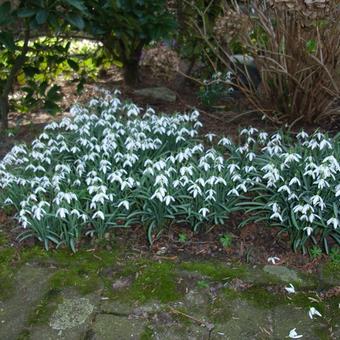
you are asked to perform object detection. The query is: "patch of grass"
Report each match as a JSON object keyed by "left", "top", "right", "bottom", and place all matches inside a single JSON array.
[{"left": 179, "top": 261, "right": 246, "bottom": 281}]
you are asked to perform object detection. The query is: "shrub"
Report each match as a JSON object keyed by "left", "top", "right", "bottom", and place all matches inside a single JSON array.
[{"left": 190, "top": 0, "right": 340, "bottom": 125}]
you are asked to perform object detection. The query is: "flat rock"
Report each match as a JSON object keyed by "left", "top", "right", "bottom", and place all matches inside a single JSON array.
[
  {"left": 100, "top": 299, "right": 132, "bottom": 316},
  {"left": 0, "top": 264, "right": 53, "bottom": 339},
  {"left": 263, "top": 265, "right": 302, "bottom": 283},
  {"left": 29, "top": 290, "right": 99, "bottom": 340},
  {"left": 92, "top": 314, "right": 146, "bottom": 339},
  {"left": 134, "top": 87, "right": 177, "bottom": 102},
  {"left": 49, "top": 297, "right": 94, "bottom": 330}
]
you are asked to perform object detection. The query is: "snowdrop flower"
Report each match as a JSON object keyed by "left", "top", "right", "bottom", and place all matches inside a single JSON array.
[
  {"left": 92, "top": 211, "right": 105, "bottom": 220},
  {"left": 278, "top": 185, "right": 291, "bottom": 195},
  {"left": 199, "top": 207, "right": 209, "bottom": 218},
  {"left": 327, "top": 217, "right": 339, "bottom": 229},
  {"left": 267, "top": 256, "right": 280, "bottom": 264},
  {"left": 218, "top": 137, "right": 232, "bottom": 146},
  {"left": 308, "top": 307, "right": 322, "bottom": 319},
  {"left": 304, "top": 226, "right": 313, "bottom": 237},
  {"left": 297, "top": 130, "right": 308, "bottom": 139},
  {"left": 164, "top": 195, "right": 175, "bottom": 206},
  {"left": 4, "top": 198, "right": 13, "bottom": 205},
  {"left": 288, "top": 328, "right": 303, "bottom": 338},
  {"left": 56, "top": 208, "right": 69, "bottom": 219},
  {"left": 227, "top": 188, "right": 239, "bottom": 196},
  {"left": 310, "top": 195, "right": 326, "bottom": 210},
  {"left": 118, "top": 200, "right": 130, "bottom": 210},
  {"left": 205, "top": 133, "right": 216, "bottom": 142},
  {"left": 336, "top": 185, "right": 340, "bottom": 198},
  {"left": 285, "top": 284, "right": 296, "bottom": 294},
  {"left": 270, "top": 212, "right": 283, "bottom": 222},
  {"left": 289, "top": 177, "right": 301, "bottom": 187}
]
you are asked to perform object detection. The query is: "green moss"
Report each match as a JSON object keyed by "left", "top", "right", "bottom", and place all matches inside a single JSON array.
[
  {"left": 28, "top": 288, "right": 62, "bottom": 325},
  {"left": 322, "top": 261, "right": 340, "bottom": 284},
  {"left": 207, "top": 295, "right": 233, "bottom": 323},
  {"left": 0, "top": 247, "right": 16, "bottom": 299},
  {"left": 242, "top": 286, "right": 285, "bottom": 308},
  {"left": 47, "top": 249, "right": 117, "bottom": 294},
  {"left": 140, "top": 325, "right": 154, "bottom": 340},
  {"left": 179, "top": 261, "right": 246, "bottom": 281},
  {"left": 128, "top": 261, "right": 181, "bottom": 303}
]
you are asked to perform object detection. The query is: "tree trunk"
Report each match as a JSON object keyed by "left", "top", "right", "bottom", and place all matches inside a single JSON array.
[
  {"left": 122, "top": 42, "right": 145, "bottom": 88},
  {"left": 0, "top": 96, "right": 9, "bottom": 130},
  {"left": 0, "top": 23, "right": 30, "bottom": 131},
  {"left": 123, "top": 60, "right": 140, "bottom": 87}
]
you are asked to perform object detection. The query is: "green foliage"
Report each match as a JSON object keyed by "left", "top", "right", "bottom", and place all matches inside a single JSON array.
[
  {"left": 178, "top": 233, "right": 187, "bottom": 243},
  {"left": 329, "top": 248, "right": 340, "bottom": 264},
  {"left": 0, "top": 0, "right": 89, "bottom": 128},
  {"left": 309, "top": 246, "right": 322, "bottom": 260},
  {"left": 84, "top": 0, "right": 176, "bottom": 85},
  {"left": 219, "top": 233, "right": 232, "bottom": 249},
  {"left": 1, "top": 93, "right": 339, "bottom": 253},
  {"left": 198, "top": 71, "right": 231, "bottom": 106}
]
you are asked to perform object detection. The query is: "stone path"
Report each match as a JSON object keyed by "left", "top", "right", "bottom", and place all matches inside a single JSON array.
[{"left": 0, "top": 252, "right": 339, "bottom": 340}]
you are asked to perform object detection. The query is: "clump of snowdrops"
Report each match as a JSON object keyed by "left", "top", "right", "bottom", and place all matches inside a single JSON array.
[
  {"left": 228, "top": 128, "right": 340, "bottom": 253},
  {"left": 0, "top": 91, "right": 339, "bottom": 253},
  {"left": 0, "top": 90, "right": 243, "bottom": 251}
]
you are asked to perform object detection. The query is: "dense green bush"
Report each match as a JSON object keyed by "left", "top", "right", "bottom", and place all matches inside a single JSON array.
[
  {"left": 85, "top": 0, "right": 176, "bottom": 86},
  {"left": 1, "top": 92, "right": 339, "bottom": 253}
]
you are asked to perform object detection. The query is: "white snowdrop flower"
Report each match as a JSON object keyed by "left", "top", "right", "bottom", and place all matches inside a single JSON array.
[
  {"left": 281, "top": 153, "right": 302, "bottom": 165},
  {"left": 288, "top": 193, "right": 298, "bottom": 201},
  {"left": 319, "top": 139, "right": 332, "bottom": 150},
  {"left": 313, "top": 178, "right": 329, "bottom": 190},
  {"left": 118, "top": 200, "right": 130, "bottom": 210},
  {"left": 289, "top": 177, "right": 301, "bottom": 187},
  {"left": 227, "top": 188, "right": 239, "bottom": 196},
  {"left": 92, "top": 211, "right": 105, "bottom": 220},
  {"left": 32, "top": 205, "right": 47, "bottom": 221},
  {"left": 205, "top": 133, "right": 216, "bottom": 142},
  {"left": 304, "top": 226, "right": 313, "bottom": 237},
  {"left": 288, "top": 328, "right": 303, "bottom": 338},
  {"left": 285, "top": 284, "right": 296, "bottom": 294},
  {"left": 336, "top": 185, "right": 340, "bottom": 197},
  {"left": 218, "top": 137, "right": 232, "bottom": 146},
  {"left": 164, "top": 195, "right": 175, "bottom": 206},
  {"left": 267, "top": 256, "right": 280, "bottom": 265},
  {"left": 297, "top": 130, "right": 309, "bottom": 139},
  {"left": 308, "top": 307, "right": 322, "bottom": 319},
  {"left": 151, "top": 187, "right": 167, "bottom": 202},
  {"left": 70, "top": 209, "right": 81, "bottom": 218},
  {"left": 270, "top": 212, "right": 283, "bottom": 222},
  {"left": 215, "top": 177, "right": 227, "bottom": 186},
  {"left": 310, "top": 195, "right": 326, "bottom": 210},
  {"left": 327, "top": 217, "right": 339, "bottom": 229},
  {"left": 56, "top": 208, "right": 69, "bottom": 219},
  {"left": 154, "top": 174, "right": 169, "bottom": 187},
  {"left": 228, "top": 163, "right": 240, "bottom": 174},
  {"left": 246, "top": 152, "right": 256, "bottom": 161},
  {"left": 199, "top": 207, "right": 209, "bottom": 218},
  {"left": 188, "top": 183, "right": 202, "bottom": 198},
  {"left": 236, "top": 183, "right": 247, "bottom": 193},
  {"left": 278, "top": 185, "right": 291, "bottom": 195},
  {"left": 4, "top": 198, "right": 13, "bottom": 205}
]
